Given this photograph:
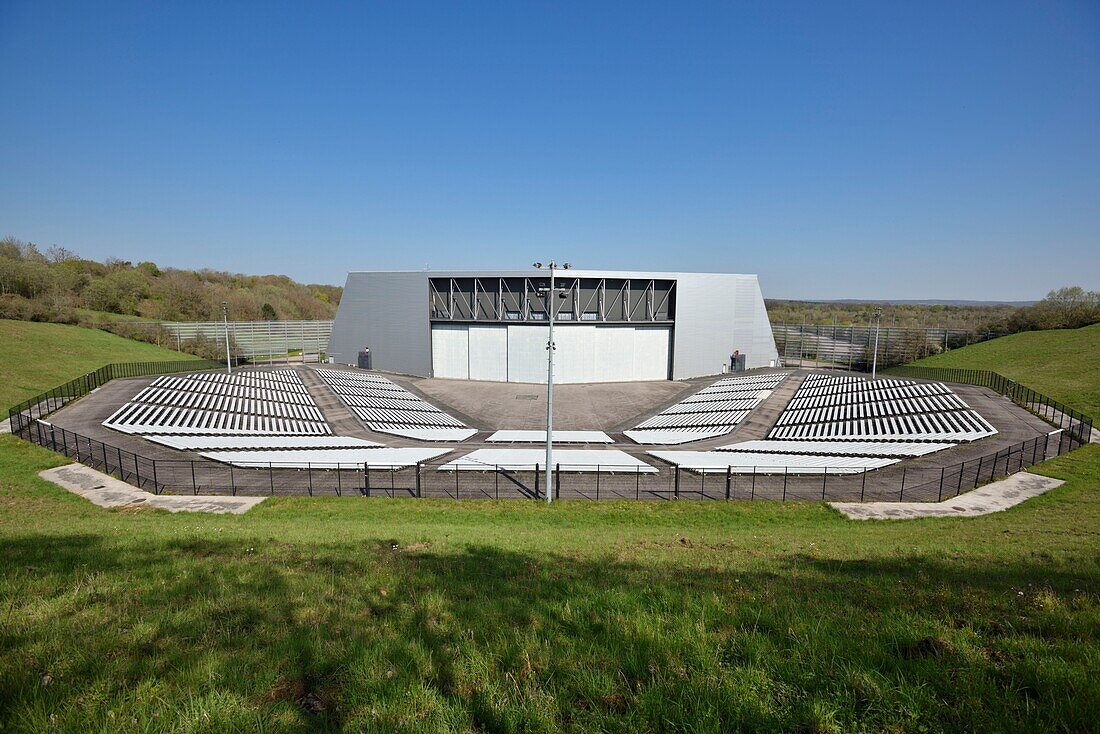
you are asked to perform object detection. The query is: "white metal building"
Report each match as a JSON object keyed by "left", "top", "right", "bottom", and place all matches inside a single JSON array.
[{"left": 328, "top": 270, "right": 778, "bottom": 383}]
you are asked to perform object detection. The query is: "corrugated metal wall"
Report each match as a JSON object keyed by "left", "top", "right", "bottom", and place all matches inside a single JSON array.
[{"left": 430, "top": 323, "right": 671, "bottom": 383}]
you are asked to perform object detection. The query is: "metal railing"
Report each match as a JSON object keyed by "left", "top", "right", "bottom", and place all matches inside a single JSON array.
[
  {"left": 772, "top": 324, "right": 1003, "bottom": 371},
  {"left": 121, "top": 320, "right": 333, "bottom": 362},
  {"left": 7, "top": 362, "right": 1093, "bottom": 502}
]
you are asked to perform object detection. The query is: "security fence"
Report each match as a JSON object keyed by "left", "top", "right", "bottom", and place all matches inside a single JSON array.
[
  {"left": 772, "top": 324, "right": 1002, "bottom": 371},
  {"left": 125, "top": 320, "right": 333, "bottom": 363},
  {"left": 7, "top": 362, "right": 1093, "bottom": 503}
]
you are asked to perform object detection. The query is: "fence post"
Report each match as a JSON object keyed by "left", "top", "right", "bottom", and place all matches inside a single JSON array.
[
  {"left": 822, "top": 468, "right": 827, "bottom": 499},
  {"left": 229, "top": 464, "right": 235, "bottom": 496},
  {"left": 782, "top": 467, "right": 787, "bottom": 501},
  {"left": 494, "top": 465, "right": 498, "bottom": 499},
  {"left": 269, "top": 462, "right": 275, "bottom": 495},
  {"left": 134, "top": 455, "right": 141, "bottom": 489},
  {"left": 416, "top": 462, "right": 422, "bottom": 498},
  {"left": 535, "top": 463, "right": 540, "bottom": 500},
  {"left": 635, "top": 465, "right": 640, "bottom": 500},
  {"left": 937, "top": 467, "right": 945, "bottom": 502},
  {"left": 860, "top": 468, "right": 866, "bottom": 501},
  {"left": 673, "top": 465, "right": 680, "bottom": 499},
  {"left": 751, "top": 466, "right": 757, "bottom": 500},
  {"left": 153, "top": 460, "right": 159, "bottom": 495},
  {"left": 454, "top": 463, "right": 459, "bottom": 499},
  {"left": 595, "top": 464, "right": 600, "bottom": 500},
  {"left": 307, "top": 463, "right": 313, "bottom": 497},
  {"left": 974, "top": 455, "right": 984, "bottom": 488},
  {"left": 725, "top": 465, "right": 731, "bottom": 500},
  {"left": 555, "top": 463, "right": 561, "bottom": 500}
]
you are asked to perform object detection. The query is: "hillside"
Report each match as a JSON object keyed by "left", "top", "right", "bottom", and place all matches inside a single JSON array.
[
  {"left": 0, "top": 437, "right": 1096, "bottom": 731},
  {"left": 0, "top": 237, "right": 341, "bottom": 324},
  {"left": 0, "top": 319, "right": 200, "bottom": 411},
  {"left": 896, "top": 322, "right": 1100, "bottom": 418}
]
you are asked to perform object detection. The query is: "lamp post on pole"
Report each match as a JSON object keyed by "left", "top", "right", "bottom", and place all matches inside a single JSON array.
[
  {"left": 533, "top": 260, "right": 571, "bottom": 504},
  {"left": 221, "top": 301, "right": 232, "bottom": 375},
  {"left": 871, "top": 307, "right": 883, "bottom": 380}
]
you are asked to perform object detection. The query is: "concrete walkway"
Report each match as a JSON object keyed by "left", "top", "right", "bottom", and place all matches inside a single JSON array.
[
  {"left": 39, "top": 464, "right": 267, "bottom": 514},
  {"left": 830, "top": 471, "right": 1064, "bottom": 520}
]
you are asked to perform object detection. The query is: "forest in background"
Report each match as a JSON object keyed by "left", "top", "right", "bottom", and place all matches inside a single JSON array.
[
  {"left": 0, "top": 237, "right": 341, "bottom": 325},
  {"left": 766, "top": 288, "right": 1099, "bottom": 335},
  {"left": 2, "top": 235, "right": 1097, "bottom": 360}
]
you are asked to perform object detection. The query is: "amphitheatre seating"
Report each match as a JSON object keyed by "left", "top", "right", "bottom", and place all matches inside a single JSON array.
[
  {"left": 625, "top": 371, "right": 790, "bottom": 445},
  {"left": 767, "top": 373, "right": 996, "bottom": 442},
  {"left": 103, "top": 369, "right": 330, "bottom": 435},
  {"left": 314, "top": 367, "right": 477, "bottom": 441}
]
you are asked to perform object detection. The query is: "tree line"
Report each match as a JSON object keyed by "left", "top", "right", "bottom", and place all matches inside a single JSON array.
[
  {"left": 0, "top": 237, "right": 342, "bottom": 325},
  {"left": 767, "top": 287, "right": 1100, "bottom": 336}
]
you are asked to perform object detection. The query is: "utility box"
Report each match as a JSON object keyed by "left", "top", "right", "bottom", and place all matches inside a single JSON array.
[{"left": 357, "top": 348, "right": 372, "bottom": 370}]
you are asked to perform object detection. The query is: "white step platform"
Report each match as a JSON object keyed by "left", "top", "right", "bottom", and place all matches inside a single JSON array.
[
  {"left": 715, "top": 440, "right": 955, "bottom": 458},
  {"left": 623, "top": 428, "right": 734, "bottom": 445},
  {"left": 438, "top": 449, "right": 657, "bottom": 473},
  {"left": 648, "top": 450, "right": 898, "bottom": 474},
  {"left": 146, "top": 435, "right": 383, "bottom": 451},
  {"left": 370, "top": 426, "right": 478, "bottom": 442},
  {"left": 200, "top": 447, "right": 451, "bottom": 469},
  {"left": 486, "top": 430, "right": 613, "bottom": 443}
]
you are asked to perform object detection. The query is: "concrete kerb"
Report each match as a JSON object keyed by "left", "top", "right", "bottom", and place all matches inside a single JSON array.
[
  {"left": 39, "top": 464, "right": 267, "bottom": 515},
  {"left": 829, "top": 470, "right": 1064, "bottom": 520}
]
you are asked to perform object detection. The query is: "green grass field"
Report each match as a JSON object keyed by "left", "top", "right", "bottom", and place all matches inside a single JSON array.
[
  {"left": 1, "top": 321, "right": 1098, "bottom": 731},
  {"left": 0, "top": 437, "right": 1097, "bottom": 732},
  {"left": 895, "top": 323, "right": 1100, "bottom": 418},
  {"left": 0, "top": 319, "right": 198, "bottom": 412}
]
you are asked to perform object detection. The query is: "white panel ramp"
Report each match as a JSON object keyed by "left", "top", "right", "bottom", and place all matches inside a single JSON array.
[
  {"left": 648, "top": 450, "right": 898, "bottom": 474},
  {"left": 487, "top": 430, "right": 613, "bottom": 443},
  {"left": 439, "top": 449, "right": 658, "bottom": 473},
  {"left": 201, "top": 447, "right": 452, "bottom": 469}
]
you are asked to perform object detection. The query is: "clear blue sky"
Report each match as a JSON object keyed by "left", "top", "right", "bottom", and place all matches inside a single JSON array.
[{"left": 2, "top": 1, "right": 1097, "bottom": 299}]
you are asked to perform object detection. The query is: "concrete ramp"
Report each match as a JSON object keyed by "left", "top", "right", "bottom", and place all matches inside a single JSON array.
[
  {"left": 830, "top": 471, "right": 1064, "bottom": 520},
  {"left": 39, "top": 464, "right": 266, "bottom": 514}
]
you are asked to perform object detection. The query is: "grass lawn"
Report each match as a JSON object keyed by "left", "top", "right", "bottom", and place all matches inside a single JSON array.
[
  {"left": 893, "top": 323, "right": 1100, "bottom": 418},
  {"left": 0, "top": 435, "right": 1097, "bottom": 732},
  {"left": 0, "top": 319, "right": 198, "bottom": 412}
]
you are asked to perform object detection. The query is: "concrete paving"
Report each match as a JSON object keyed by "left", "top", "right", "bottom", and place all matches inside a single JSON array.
[
  {"left": 393, "top": 375, "right": 706, "bottom": 431},
  {"left": 830, "top": 471, "right": 1063, "bottom": 520},
  {"left": 39, "top": 464, "right": 267, "bottom": 514}
]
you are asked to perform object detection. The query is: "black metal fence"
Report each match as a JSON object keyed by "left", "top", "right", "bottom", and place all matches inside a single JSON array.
[{"left": 7, "top": 361, "right": 1094, "bottom": 503}]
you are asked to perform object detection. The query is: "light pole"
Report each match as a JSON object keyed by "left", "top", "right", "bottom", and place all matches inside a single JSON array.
[
  {"left": 221, "top": 301, "right": 232, "bottom": 375},
  {"left": 871, "top": 307, "right": 883, "bottom": 380},
  {"left": 533, "top": 260, "right": 571, "bottom": 504}
]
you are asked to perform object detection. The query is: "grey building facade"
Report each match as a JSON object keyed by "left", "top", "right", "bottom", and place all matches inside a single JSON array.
[{"left": 328, "top": 270, "right": 778, "bottom": 383}]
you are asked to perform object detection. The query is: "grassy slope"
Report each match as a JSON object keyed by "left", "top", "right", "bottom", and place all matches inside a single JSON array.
[
  {"left": 895, "top": 322, "right": 1100, "bottom": 418},
  {"left": 0, "top": 319, "right": 198, "bottom": 411},
  {"left": 0, "top": 436, "right": 1097, "bottom": 732}
]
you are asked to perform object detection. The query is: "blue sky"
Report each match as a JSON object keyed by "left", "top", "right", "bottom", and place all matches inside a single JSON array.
[{"left": 1, "top": 1, "right": 1097, "bottom": 299}]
